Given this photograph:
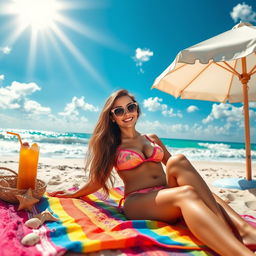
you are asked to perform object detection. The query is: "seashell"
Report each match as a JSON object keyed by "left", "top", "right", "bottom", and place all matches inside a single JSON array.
[
  {"left": 0, "top": 179, "right": 10, "bottom": 187},
  {"left": 21, "top": 232, "right": 40, "bottom": 246},
  {"left": 25, "top": 218, "right": 42, "bottom": 229},
  {"left": 34, "top": 209, "right": 59, "bottom": 224}
]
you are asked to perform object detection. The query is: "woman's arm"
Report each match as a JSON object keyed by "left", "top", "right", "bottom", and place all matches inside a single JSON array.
[
  {"left": 147, "top": 133, "right": 171, "bottom": 166},
  {"left": 49, "top": 180, "right": 102, "bottom": 198}
]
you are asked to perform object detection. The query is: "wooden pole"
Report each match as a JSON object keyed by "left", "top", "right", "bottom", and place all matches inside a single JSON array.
[{"left": 241, "top": 57, "right": 252, "bottom": 180}]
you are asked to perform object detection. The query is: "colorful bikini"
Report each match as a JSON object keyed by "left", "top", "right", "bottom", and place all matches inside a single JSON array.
[
  {"left": 114, "top": 135, "right": 165, "bottom": 208},
  {"left": 115, "top": 135, "right": 164, "bottom": 171}
]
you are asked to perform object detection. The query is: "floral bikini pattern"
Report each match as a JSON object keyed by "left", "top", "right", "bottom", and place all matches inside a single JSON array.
[{"left": 115, "top": 135, "right": 164, "bottom": 171}]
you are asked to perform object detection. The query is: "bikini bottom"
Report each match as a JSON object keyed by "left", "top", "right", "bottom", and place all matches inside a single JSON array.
[{"left": 118, "top": 185, "right": 166, "bottom": 208}]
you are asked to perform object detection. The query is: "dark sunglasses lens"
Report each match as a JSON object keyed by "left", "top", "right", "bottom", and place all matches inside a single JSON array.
[
  {"left": 114, "top": 107, "right": 125, "bottom": 116},
  {"left": 127, "top": 103, "right": 137, "bottom": 113}
]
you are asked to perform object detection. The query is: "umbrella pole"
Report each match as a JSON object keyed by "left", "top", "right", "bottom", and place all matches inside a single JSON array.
[{"left": 241, "top": 57, "right": 252, "bottom": 180}]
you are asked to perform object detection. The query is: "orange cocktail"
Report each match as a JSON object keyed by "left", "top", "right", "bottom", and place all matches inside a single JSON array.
[
  {"left": 7, "top": 132, "right": 40, "bottom": 190},
  {"left": 17, "top": 143, "right": 39, "bottom": 189}
]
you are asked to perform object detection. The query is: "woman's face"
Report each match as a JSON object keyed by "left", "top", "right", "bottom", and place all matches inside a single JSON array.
[{"left": 111, "top": 96, "right": 139, "bottom": 128}]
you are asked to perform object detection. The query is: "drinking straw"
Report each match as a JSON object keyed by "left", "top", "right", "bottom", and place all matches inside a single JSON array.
[{"left": 7, "top": 132, "right": 23, "bottom": 147}]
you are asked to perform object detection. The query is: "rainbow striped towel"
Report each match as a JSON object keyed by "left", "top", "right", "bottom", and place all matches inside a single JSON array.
[{"left": 1, "top": 187, "right": 255, "bottom": 256}]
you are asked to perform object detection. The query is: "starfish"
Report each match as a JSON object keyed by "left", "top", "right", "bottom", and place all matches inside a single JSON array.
[{"left": 15, "top": 188, "right": 39, "bottom": 211}]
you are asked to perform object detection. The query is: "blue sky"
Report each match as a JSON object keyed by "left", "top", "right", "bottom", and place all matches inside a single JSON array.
[{"left": 0, "top": 0, "right": 256, "bottom": 142}]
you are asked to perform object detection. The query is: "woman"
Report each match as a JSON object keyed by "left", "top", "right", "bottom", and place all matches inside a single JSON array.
[{"left": 52, "top": 89, "right": 256, "bottom": 256}]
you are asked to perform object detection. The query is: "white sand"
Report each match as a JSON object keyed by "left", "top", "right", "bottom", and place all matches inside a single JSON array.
[{"left": 0, "top": 156, "right": 256, "bottom": 217}]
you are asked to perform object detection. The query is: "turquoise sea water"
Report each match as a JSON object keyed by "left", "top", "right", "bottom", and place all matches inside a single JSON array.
[{"left": 1, "top": 128, "right": 256, "bottom": 162}]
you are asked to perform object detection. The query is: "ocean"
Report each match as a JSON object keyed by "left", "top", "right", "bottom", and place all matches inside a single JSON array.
[{"left": 1, "top": 128, "right": 256, "bottom": 162}]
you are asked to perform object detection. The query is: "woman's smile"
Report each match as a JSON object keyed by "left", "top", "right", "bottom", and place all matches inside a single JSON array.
[{"left": 123, "top": 117, "right": 133, "bottom": 123}]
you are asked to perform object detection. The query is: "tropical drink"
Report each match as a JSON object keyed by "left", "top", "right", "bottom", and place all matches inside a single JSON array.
[
  {"left": 7, "top": 132, "right": 40, "bottom": 190},
  {"left": 17, "top": 143, "right": 39, "bottom": 189}
]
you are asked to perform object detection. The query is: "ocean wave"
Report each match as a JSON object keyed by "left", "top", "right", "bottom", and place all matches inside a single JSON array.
[
  {"left": 34, "top": 137, "right": 89, "bottom": 145},
  {"left": 1, "top": 128, "right": 255, "bottom": 161},
  {"left": 169, "top": 147, "right": 256, "bottom": 162},
  {"left": 198, "top": 142, "right": 231, "bottom": 150},
  {"left": 0, "top": 140, "right": 88, "bottom": 159},
  {"left": 1, "top": 129, "right": 90, "bottom": 145}
]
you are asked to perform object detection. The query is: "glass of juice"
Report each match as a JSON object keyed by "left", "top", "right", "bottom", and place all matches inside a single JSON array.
[{"left": 17, "top": 142, "right": 40, "bottom": 190}]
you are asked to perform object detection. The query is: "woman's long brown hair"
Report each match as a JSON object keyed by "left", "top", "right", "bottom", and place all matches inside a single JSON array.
[{"left": 85, "top": 89, "right": 141, "bottom": 195}]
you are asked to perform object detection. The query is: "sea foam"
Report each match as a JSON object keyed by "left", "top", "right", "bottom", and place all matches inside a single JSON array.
[{"left": 1, "top": 129, "right": 255, "bottom": 162}]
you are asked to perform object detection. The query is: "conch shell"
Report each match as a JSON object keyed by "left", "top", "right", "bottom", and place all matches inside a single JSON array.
[
  {"left": 24, "top": 209, "right": 58, "bottom": 230},
  {"left": 21, "top": 232, "right": 40, "bottom": 246},
  {"left": 25, "top": 218, "right": 42, "bottom": 229},
  {"left": 34, "top": 209, "right": 59, "bottom": 224}
]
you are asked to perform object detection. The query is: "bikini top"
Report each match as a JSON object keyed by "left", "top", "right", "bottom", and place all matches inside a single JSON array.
[{"left": 114, "top": 135, "right": 164, "bottom": 171}]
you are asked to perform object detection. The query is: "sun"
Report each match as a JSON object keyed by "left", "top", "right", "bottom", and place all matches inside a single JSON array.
[
  {"left": 2, "top": 0, "right": 112, "bottom": 89},
  {"left": 11, "top": 0, "right": 58, "bottom": 31}
]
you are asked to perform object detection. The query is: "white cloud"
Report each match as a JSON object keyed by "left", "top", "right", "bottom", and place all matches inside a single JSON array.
[
  {"left": 143, "top": 97, "right": 163, "bottom": 111},
  {"left": 162, "top": 108, "right": 183, "bottom": 118},
  {"left": 202, "top": 103, "right": 256, "bottom": 127},
  {"left": 187, "top": 105, "right": 199, "bottom": 113},
  {"left": 138, "top": 119, "right": 188, "bottom": 133},
  {"left": 167, "top": 123, "right": 189, "bottom": 133},
  {"left": 0, "top": 112, "right": 94, "bottom": 133},
  {"left": 59, "top": 96, "right": 99, "bottom": 117},
  {"left": 0, "top": 81, "right": 41, "bottom": 109},
  {"left": 143, "top": 97, "right": 182, "bottom": 118},
  {"left": 133, "top": 48, "right": 153, "bottom": 73},
  {"left": 0, "top": 81, "right": 52, "bottom": 119},
  {"left": 230, "top": 3, "right": 256, "bottom": 23},
  {"left": 0, "top": 74, "right": 4, "bottom": 81},
  {"left": 134, "top": 48, "right": 153, "bottom": 66},
  {"left": 202, "top": 103, "right": 242, "bottom": 124},
  {"left": 0, "top": 81, "right": 101, "bottom": 132},
  {"left": 195, "top": 123, "right": 231, "bottom": 136},
  {"left": 1, "top": 46, "right": 11, "bottom": 54},
  {"left": 58, "top": 113, "right": 89, "bottom": 123},
  {"left": 137, "top": 120, "right": 162, "bottom": 132},
  {"left": 137, "top": 117, "right": 254, "bottom": 142},
  {"left": 24, "top": 100, "right": 51, "bottom": 115}
]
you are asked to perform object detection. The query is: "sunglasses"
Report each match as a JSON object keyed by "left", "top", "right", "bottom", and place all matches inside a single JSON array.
[{"left": 111, "top": 102, "right": 138, "bottom": 117}]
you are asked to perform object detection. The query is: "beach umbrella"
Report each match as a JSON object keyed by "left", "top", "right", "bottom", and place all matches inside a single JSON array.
[{"left": 152, "top": 22, "right": 256, "bottom": 189}]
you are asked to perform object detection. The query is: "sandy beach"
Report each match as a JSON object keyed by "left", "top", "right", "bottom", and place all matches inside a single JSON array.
[{"left": 0, "top": 156, "right": 256, "bottom": 217}]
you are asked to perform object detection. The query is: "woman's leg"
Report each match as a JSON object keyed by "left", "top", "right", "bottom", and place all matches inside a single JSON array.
[
  {"left": 213, "top": 193, "right": 256, "bottom": 245},
  {"left": 166, "top": 154, "right": 256, "bottom": 244},
  {"left": 123, "top": 186, "right": 255, "bottom": 256},
  {"left": 166, "top": 154, "right": 232, "bottom": 229}
]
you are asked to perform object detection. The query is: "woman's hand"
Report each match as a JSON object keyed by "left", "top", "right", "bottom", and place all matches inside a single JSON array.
[
  {"left": 48, "top": 181, "right": 101, "bottom": 199},
  {"left": 48, "top": 190, "right": 78, "bottom": 198}
]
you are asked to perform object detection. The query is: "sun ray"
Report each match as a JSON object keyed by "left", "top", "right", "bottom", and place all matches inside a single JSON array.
[
  {"left": 50, "top": 23, "right": 110, "bottom": 90},
  {"left": 39, "top": 31, "right": 56, "bottom": 77},
  {"left": 3, "top": 23, "right": 28, "bottom": 46},
  {"left": 1, "top": 0, "right": 115, "bottom": 90},
  {"left": 26, "top": 30, "right": 38, "bottom": 78},
  {"left": 56, "top": 14, "right": 127, "bottom": 52},
  {"left": 45, "top": 30, "right": 82, "bottom": 88},
  {"left": 55, "top": 0, "right": 107, "bottom": 11}
]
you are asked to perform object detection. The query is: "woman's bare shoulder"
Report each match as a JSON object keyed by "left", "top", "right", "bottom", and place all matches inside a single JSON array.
[{"left": 146, "top": 133, "right": 161, "bottom": 143}]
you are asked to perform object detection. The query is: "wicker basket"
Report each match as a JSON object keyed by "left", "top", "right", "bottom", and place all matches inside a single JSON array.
[{"left": 0, "top": 167, "right": 46, "bottom": 203}]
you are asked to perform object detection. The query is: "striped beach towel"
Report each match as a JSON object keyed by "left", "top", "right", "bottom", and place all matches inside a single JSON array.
[{"left": 1, "top": 187, "right": 255, "bottom": 256}]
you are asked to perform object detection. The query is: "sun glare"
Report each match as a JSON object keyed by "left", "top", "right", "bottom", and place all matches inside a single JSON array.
[
  {"left": 2, "top": 0, "right": 110, "bottom": 89},
  {"left": 12, "top": 0, "right": 58, "bottom": 30}
]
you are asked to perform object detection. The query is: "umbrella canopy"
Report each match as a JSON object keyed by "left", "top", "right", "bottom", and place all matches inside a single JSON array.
[{"left": 152, "top": 22, "right": 256, "bottom": 180}]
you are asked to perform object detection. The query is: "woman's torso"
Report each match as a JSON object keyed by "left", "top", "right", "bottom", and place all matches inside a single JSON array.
[{"left": 114, "top": 134, "right": 167, "bottom": 195}]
